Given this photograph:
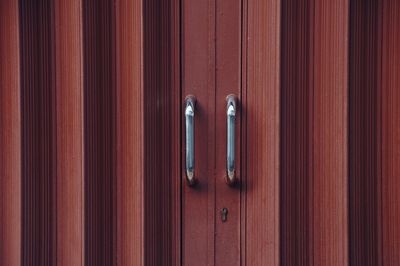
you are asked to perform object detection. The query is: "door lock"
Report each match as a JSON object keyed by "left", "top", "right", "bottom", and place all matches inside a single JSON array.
[{"left": 221, "top": 208, "right": 228, "bottom": 222}]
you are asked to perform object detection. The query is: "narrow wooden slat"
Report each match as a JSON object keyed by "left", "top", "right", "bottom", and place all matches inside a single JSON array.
[
  {"left": 349, "top": 1, "right": 383, "bottom": 265},
  {"left": 142, "top": 0, "right": 181, "bottom": 264},
  {"left": 19, "top": 1, "right": 57, "bottom": 264},
  {"left": 312, "top": 1, "right": 349, "bottom": 264},
  {"left": 280, "top": 0, "right": 313, "bottom": 263},
  {"left": 54, "top": 0, "right": 84, "bottom": 265},
  {"left": 244, "top": 0, "right": 280, "bottom": 264},
  {"left": 170, "top": 1, "right": 182, "bottom": 264},
  {"left": 114, "top": 0, "right": 145, "bottom": 264},
  {"left": 381, "top": 1, "right": 400, "bottom": 264},
  {"left": 83, "top": 1, "right": 114, "bottom": 264},
  {"left": 281, "top": 0, "right": 349, "bottom": 264},
  {"left": 142, "top": 0, "right": 180, "bottom": 263},
  {"left": 182, "top": 0, "right": 216, "bottom": 264},
  {"left": 214, "top": 0, "right": 242, "bottom": 264},
  {"left": 0, "top": 1, "right": 21, "bottom": 265}
]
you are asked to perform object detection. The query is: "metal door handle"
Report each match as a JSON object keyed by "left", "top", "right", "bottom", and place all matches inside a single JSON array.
[
  {"left": 185, "top": 95, "right": 196, "bottom": 186},
  {"left": 226, "top": 95, "right": 237, "bottom": 185}
]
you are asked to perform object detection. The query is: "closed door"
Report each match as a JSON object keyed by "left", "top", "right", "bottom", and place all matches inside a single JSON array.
[
  {"left": 181, "top": 0, "right": 241, "bottom": 265},
  {"left": 1, "top": 0, "right": 400, "bottom": 265}
]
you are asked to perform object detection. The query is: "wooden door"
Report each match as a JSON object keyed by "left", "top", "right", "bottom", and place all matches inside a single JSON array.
[
  {"left": 1, "top": 0, "right": 400, "bottom": 266},
  {"left": 181, "top": 0, "right": 241, "bottom": 265}
]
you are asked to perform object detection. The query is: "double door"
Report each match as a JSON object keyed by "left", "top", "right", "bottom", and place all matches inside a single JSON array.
[
  {"left": 182, "top": 0, "right": 242, "bottom": 264},
  {"left": 1, "top": 0, "right": 399, "bottom": 265},
  {"left": 180, "top": 0, "right": 400, "bottom": 265}
]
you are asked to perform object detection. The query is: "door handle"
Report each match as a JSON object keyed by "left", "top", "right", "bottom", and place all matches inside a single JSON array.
[
  {"left": 226, "top": 95, "right": 237, "bottom": 185},
  {"left": 185, "top": 95, "right": 196, "bottom": 186}
]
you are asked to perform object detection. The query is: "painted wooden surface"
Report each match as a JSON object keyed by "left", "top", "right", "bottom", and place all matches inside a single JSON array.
[
  {"left": 0, "top": 0, "right": 399, "bottom": 265},
  {"left": 54, "top": 0, "right": 84, "bottom": 265},
  {"left": 215, "top": 0, "right": 242, "bottom": 265},
  {"left": 280, "top": 0, "right": 349, "bottom": 265},
  {"left": 244, "top": 0, "right": 280, "bottom": 264},
  {"left": 182, "top": 0, "right": 215, "bottom": 264},
  {"left": 381, "top": 1, "right": 400, "bottom": 264},
  {"left": 350, "top": 0, "right": 400, "bottom": 265},
  {"left": 0, "top": 1, "right": 21, "bottom": 265},
  {"left": 1, "top": 0, "right": 180, "bottom": 265}
]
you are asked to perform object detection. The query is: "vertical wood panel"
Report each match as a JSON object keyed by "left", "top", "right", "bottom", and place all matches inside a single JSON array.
[
  {"left": 349, "top": 1, "right": 383, "bottom": 265},
  {"left": 381, "top": 1, "right": 400, "bottom": 264},
  {"left": 214, "top": 0, "right": 241, "bottom": 264},
  {"left": 83, "top": 1, "right": 114, "bottom": 264},
  {"left": 142, "top": 0, "right": 181, "bottom": 264},
  {"left": 245, "top": 0, "right": 280, "bottom": 264},
  {"left": 114, "top": 0, "right": 143, "bottom": 264},
  {"left": 281, "top": 0, "right": 349, "bottom": 264},
  {"left": 19, "top": 1, "right": 85, "bottom": 264},
  {"left": 19, "top": 1, "right": 57, "bottom": 264},
  {"left": 54, "top": 1, "right": 84, "bottom": 265},
  {"left": 182, "top": 0, "right": 216, "bottom": 264},
  {"left": 0, "top": 1, "right": 21, "bottom": 265},
  {"left": 312, "top": 1, "right": 349, "bottom": 264},
  {"left": 170, "top": 1, "right": 182, "bottom": 264},
  {"left": 351, "top": 0, "right": 400, "bottom": 265},
  {"left": 280, "top": 0, "right": 313, "bottom": 263},
  {"left": 115, "top": 0, "right": 180, "bottom": 264}
]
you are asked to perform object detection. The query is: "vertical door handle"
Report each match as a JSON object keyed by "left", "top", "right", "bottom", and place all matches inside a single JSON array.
[
  {"left": 226, "top": 95, "right": 237, "bottom": 185},
  {"left": 185, "top": 95, "right": 196, "bottom": 186}
]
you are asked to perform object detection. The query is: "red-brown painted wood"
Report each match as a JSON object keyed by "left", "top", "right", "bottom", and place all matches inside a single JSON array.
[
  {"left": 244, "top": 0, "right": 280, "bottom": 264},
  {"left": 84, "top": 1, "right": 181, "bottom": 264},
  {"left": 142, "top": 0, "right": 181, "bottom": 264},
  {"left": 114, "top": 0, "right": 144, "bottom": 264},
  {"left": 312, "top": 1, "right": 349, "bottom": 264},
  {"left": 349, "top": 1, "right": 383, "bottom": 265},
  {"left": 83, "top": 1, "right": 114, "bottom": 264},
  {"left": 0, "top": 1, "right": 21, "bottom": 265},
  {"left": 182, "top": 0, "right": 216, "bottom": 264},
  {"left": 19, "top": 1, "right": 85, "bottom": 264},
  {"left": 280, "top": 0, "right": 349, "bottom": 265},
  {"left": 381, "top": 1, "right": 400, "bottom": 264},
  {"left": 54, "top": 1, "right": 84, "bottom": 265},
  {"left": 350, "top": 0, "right": 400, "bottom": 265},
  {"left": 19, "top": 1, "right": 57, "bottom": 264},
  {"left": 2, "top": 0, "right": 399, "bottom": 264},
  {"left": 16, "top": 1, "right": 181, "bottom": 264},
  {"left": 215, "top": 0, "right": 242, "bottom": 265}
]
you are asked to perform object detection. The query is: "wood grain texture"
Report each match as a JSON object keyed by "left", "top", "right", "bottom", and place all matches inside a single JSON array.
[
  {"left": 83, "top": 1, "right": 115, "bottom": 264},
  {"left": 381, "top": 1, "right": 400, "bottom": 264},
  {"left": 0, "top": 1, "right": 21, "bottom": 265},
  {"left": 54, "top": 0, "right": 84, "bottom": 264},
  {"left": 182, "top": 0, "right": 216, "bottom": 264},
  {"left": 312, "top": 1, "right": 349, "bottom": 264},
  {"left": 280, "top": 0, "right": 313, "bottom": 263},
  {"left": 214, "top": 0, "right": 241, "bottom": 264},
  {"left": 169, "top": 1, "right": 181, "bottom": 264},
  {"left": 19, "top": 1, "right": 85, "bottom": 264},
  {"left": 244, "top": 0, "right": 280, "bottom": 264},
  {"left": 114, "top": 0, "right": 144, "bottom": 264},
  {"left": 142, "top": 0, "right": 181, "bottom": 264},
  {"left": 281, "top": 0, "right": 348, "bottom": 265},
  {"left": 19, "top": 1, "right": 57, "bottom": 264},
  {"left": 84, "top": 0, "right": 181, "bottom": 264},
  {"left": 350, "top": 0, "right": 400, "bottom": 265},
  {"left": 349, "top": 1, "right": 383, "bottom": 265}
]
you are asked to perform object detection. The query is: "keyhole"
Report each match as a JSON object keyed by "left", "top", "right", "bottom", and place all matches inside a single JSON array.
[{"left": 221, "top": 208, "right": 228, "bottom": 222}]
